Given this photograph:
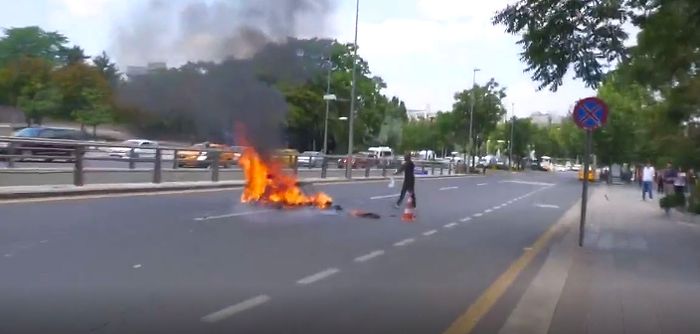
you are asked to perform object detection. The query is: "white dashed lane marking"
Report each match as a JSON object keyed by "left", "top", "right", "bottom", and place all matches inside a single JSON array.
[
  {"left": 535, "top": 204, "right": 560, "bottom": 209},
  {"left": 394, "top": 238, "right": 415, "bottom": 247},
  {"left": 370, "top": 194, "right": 400, "bottom": 200},
  {"left": 474, "top": 213, "right": 483, "bottom": 217},
  {"left": 296, "top": 268, "right": 340, "bottom": 285},
  {"left": 195, "top": 210, "right": 275, "bottom": 221},
  {"left": 440, "top": 186, "right": 459, "bottom": 191},
  {"left": 354, "top": 250, "right": 385, "bottom": 263},
  {"left": 423, "top": 230, "right": 438, "bottom": 236},
  {"left": 444, "top": 222, "right": 458, "bottom": 229},
  {"left": 460, "top": 217, "right": 472, "bottom": 222},
  {"left": 201, "top": 295, "right": 271, "bottom": 323}
]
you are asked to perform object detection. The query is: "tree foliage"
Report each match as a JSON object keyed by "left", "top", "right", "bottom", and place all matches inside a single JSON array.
[
  {"left": 72, "top": 88, "right": 113, "bottom": 135},
  {"left": 0, "top": 26, "right": 70, "bottom": 66},
  {"left": 452, "top": 79, "right": 507, "bottom": 152},
  {"left": 16, "top": 85, "right": 62, "bottom": 126},
  {"left": 494, "top": 0, "right": 700, "bottom": 168},
  {"left": 93, "top": 51, "right": 121, "bottom": 87}
]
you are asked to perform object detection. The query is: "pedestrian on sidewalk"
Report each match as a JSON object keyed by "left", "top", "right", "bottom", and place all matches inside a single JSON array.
[
  {"left": 663, "top": 162, "right": 677, "bottom": 195},
  {"left": 674, "top": 168, "right": 687, "bottom": 195},
  {"left": 394, "top": 153, "right": 416, "bottom": 209},
  {"left": 656, "top": 168, "right": 664, "bottom": 193},
  {"left": 642, "top": 161, "right": 655, "bottom": 201}
]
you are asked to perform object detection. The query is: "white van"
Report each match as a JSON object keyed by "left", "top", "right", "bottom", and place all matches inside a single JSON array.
[{"left": 368, "top": 146, "right": 393, "bottom": 159}]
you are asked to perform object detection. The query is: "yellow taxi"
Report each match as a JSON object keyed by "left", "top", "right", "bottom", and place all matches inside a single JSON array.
[
  {"left": 177, "top": 142, "right": 236, "bottom": 168},
  {"left": 578, "top": 168, "right": 598, "bottom": 181},
  {"left": 272, "top": 148, "right": 300, "bottom": 168}
]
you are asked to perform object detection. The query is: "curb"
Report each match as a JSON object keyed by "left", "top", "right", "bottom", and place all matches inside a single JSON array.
[{"left": 0, "top": 174, "right": 472, "bottom": 201}]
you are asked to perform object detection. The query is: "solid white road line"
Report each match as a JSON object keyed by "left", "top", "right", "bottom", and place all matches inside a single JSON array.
[
  {"left": 500, "top": 180, "right": 556, "bottom": 186},
  {"left": 474, "top": 213, "right": 483, "bottom": 217},
  {"left": 201, "top": 295, "right": 271, "bottom": 323},
  {"left": 477, "top": 183, "right": 488, "bottom": 186},
  {"left": 444, "top": 222, "right": 459, "bottom": 229},
  {"left": 440, "top": 186, "right": 459, "bottom": 191},
  {"left": 423, "top": 229, "right": 438, "bottom": 236},
  {"left": 297, "top": 268, "right": 340, "bottom": 285},
  {"left": 535, "top": 204, "right": 560, "bottom": 209},
  {"left": 394, "top": 238, "right": 415, "bottom": 247},
  {"left": 194, "top": 210, "right": 275, "bottom": 221},
  {"left": 354, "top": 250, "right": 385, "bottom": 263},
  {"left": 460, "top": 217, "right": 472, "bottom": 222},
  {"left": 370, "top": 193, "right": 400, "bottom": 200}
]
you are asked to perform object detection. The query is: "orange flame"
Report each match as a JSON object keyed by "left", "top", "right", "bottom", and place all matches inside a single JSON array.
[{"left": 238, "top": 146, "right": 332, "bottom": 208}]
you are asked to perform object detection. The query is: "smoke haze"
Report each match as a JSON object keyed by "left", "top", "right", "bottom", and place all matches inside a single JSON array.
[
  {"left": 114, "top": 0, "right": 338, "bottom": 154},
  {"left": 113, "top": 0, "right": 335, "bottom": 65}
]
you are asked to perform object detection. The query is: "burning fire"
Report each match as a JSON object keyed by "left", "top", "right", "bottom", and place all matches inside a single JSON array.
[{"left": 238, "top": 146, "right": 332, "bottom": 208}]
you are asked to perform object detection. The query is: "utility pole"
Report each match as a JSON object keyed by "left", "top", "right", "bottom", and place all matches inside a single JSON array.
[
  {"left": 322, "top": 63, "right": 331, "bottom": 155},
  {"left": 346, "top": 0, "right": 360, "bottom": 179},
  {"left": 468, "top": 68, "right": 480, "bottom": 170},
  {"left": 509, "top": 102, "right": 515, "bottom": 170}
]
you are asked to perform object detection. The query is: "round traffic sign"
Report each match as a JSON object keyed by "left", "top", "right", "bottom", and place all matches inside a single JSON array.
[{"left": 573, "top": 97, "right": 609, "bottom": 131}]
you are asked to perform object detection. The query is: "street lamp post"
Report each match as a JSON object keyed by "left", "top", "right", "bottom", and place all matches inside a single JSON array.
[
  {"left": 468, "top": 68, "right": 480, "bottom": 170},
  {"left": 509, "top": 103, "right": 515, "bottom": 170},
  {"left": 346, "top": 0, "right": 360, "bottom": 179},
  {"left": 322, "top": 63, "right": 331, "bottom": 155}
]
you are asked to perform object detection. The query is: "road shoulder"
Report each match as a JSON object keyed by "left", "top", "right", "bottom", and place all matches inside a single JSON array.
[{"left": 493, "top": 184, "right": 700, "bottom": 334}]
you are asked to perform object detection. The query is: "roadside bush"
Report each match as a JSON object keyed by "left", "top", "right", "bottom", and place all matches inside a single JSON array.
[
  {"left": 689, "top": 183, "right": 700, "bottom": 214},
  {"left": 660, "top": 193, "right": 685, "bottom": 209}
]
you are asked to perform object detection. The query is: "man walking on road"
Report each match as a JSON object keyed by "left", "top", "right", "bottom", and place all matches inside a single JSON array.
[
  {"left": 394, "top": 154, "right": 416, "bottom": 208},
  {"left": 642, "top": 161, "right": 655, "bottom": 200}
]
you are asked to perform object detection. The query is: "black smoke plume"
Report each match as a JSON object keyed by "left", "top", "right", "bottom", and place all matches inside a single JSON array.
[{"left": 113, "top": 0, "right": 337, "bottom": 154}]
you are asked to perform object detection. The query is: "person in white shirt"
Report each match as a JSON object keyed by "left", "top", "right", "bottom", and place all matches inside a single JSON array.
[{"left": 642, "top": 161, "right": 655, "bottom": 200}]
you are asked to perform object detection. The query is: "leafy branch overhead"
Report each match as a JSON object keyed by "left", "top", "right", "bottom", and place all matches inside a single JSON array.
[{"left": 493, "top": 0, "right": 631, "bottom": 91}]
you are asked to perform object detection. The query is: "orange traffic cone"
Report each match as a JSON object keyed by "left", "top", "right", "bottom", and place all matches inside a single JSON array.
[{"left": 401, "top": 192, "right": 416, "bottom": 222}]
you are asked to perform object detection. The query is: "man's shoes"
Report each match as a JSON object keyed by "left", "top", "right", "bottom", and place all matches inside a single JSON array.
[{"left": 393, "top": 203, "right": 400, "bottom": 209}]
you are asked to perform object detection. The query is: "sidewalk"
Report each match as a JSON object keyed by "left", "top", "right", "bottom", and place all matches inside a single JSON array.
[{"left": 502, "top": 184, "right": 700, "bottom": 334}]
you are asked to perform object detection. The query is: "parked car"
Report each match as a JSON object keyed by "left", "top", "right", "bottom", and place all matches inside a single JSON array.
[
  {"left": 1, "top": 127, "right": 90, "bottom": 161},
  {"left": 107, "top": 139, "right": 159, "bottom": 159},
  {"left": 337, "top": 152, "right": 378, "bottom": 169},
  {"left": 297, "top": 151, "right": 324, "bottom": 168},
  {"left": 177, "top": 142, "right": 235, "bottom": 168}
]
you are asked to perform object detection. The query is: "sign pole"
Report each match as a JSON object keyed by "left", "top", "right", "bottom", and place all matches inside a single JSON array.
[
  {"left": 579, "top": 130, "right": 593, "bottom": 246},
  {"left": 572, "top": 96, "right": 608, "bottom": 247}
]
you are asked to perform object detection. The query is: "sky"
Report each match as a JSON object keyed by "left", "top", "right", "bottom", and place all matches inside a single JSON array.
[{"left": 0, "top": 0, "right": 596, "bottom": 117}]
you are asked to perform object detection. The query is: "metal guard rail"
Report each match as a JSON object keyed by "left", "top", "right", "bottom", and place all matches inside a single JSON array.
[{"left": 0, "top": 137, "right": 465, "bottom": 186}]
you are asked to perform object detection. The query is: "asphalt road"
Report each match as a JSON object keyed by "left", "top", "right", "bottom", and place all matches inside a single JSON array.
[{"left": 0, "top": 171, "right": 581, "bottom": 334}]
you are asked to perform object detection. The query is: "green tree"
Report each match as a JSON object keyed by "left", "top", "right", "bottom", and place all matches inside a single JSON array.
[
  {"left": 92, "top": 51, "right": 121, "bottom": 87},
  {"left": 52, "top": 63, "right": 111, "bottom": 120},
  {"left": 16, "top": 85, "right": 62, "bottom": 126},
  {"left": 451, "top": 78, "right": 507, "bottom": 156},
  {"left": 0, "top": 56, "right": 53, "bottom": 106},
  {"left": 63, "top": 45, "right": 89, "bottom": 65},
  {"left": 71, "top": 88, "right": 113, "bottom": 136},
  {"left": 400, "top": 120, "right": 436, "bottom": 153},
  {"left": 0, "top": 26, "right": 69, "bottom": 66}
]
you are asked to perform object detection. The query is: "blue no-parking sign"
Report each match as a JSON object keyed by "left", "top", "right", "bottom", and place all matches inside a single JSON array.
[{"left": 573, "top": 97, "right": 609, "bottom": 131}]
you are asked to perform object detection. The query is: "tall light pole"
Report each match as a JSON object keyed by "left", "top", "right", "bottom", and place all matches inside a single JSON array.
[
  {"left": 346, "top": 0, "right": 360, "bottom": 179},
  {"left": 509, "top": 102, "right": 515, "bottom": 170},
  {"left": 468, "top": 68, "right": 480, "bottom": 169},
  {"left": 322, "top": 62, "right": 332, "bottom": 155}
]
